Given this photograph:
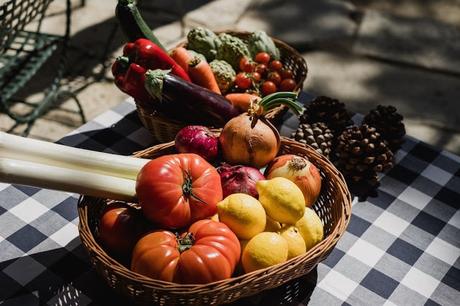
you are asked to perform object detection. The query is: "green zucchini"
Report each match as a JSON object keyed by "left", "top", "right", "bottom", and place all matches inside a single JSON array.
[{"left": 115, "top": 0, "right": 166, "bottom": 51}]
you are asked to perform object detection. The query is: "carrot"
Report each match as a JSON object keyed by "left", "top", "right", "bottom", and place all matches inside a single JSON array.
[
  {"left": 225, "top": 93, "right": 261, "bottom": 112},
  {"left": 170, "top": 46, "right": 193, "bottom": 72},
  {"left": 188, "top": 57, "right": 221, "bottom": 94}
]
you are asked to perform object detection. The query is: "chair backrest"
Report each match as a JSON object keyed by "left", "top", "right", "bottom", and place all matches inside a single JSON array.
[{"left": 0, "top": 0, "right": 53, "bottom": 53}]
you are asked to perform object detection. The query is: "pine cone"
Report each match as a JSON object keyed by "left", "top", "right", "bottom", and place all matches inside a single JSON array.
[
  {"left": 290, "top": 122, "right": 334, "bottom": 159},
  {"left": 335, "top": 124, "right": 394, "bottom": 191},
  {"left": 300, "top": 96, "right": 353, "bottom": 136},
  {"left": 363, "top": 105, "right": 405, "bottom": 152}
]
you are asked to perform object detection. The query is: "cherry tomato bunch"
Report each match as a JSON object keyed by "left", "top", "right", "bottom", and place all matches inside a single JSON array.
[{"left": 235, "top": 52, "right": 296, "bottom": 96}]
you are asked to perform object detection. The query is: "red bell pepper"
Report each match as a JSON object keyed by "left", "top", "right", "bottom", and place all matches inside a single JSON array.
[{"left": 112, "top": 38, "right": 191, "bottom": 103}]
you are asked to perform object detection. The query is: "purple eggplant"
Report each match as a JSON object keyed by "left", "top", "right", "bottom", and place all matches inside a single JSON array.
[{"left": 144, "top": 69, "right": 240, "bottom": 126}]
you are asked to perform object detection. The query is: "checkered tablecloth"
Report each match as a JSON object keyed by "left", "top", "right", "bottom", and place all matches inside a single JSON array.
[{"left": 0, "top": 97, "right": 459, "bottom": 305}]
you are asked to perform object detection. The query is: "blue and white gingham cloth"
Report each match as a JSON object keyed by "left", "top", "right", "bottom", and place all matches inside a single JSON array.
[{"left": 0, "top": 97, "right": 459, "bottom": 305}]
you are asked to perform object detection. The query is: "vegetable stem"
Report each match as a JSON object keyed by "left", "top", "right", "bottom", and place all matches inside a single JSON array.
[
  {"left": 257, "top": 92, "right": 303, "bottom": 116},
  {"left": 261, "top": 92, "right": 297, "bottom": 102}
]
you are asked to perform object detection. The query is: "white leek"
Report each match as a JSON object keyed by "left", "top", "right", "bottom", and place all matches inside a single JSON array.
[
  {"left": 0, "top": 158, "right": 136, "bottom": 202},
  {"left": 0, "top": 132, "right": 149, "bottom": 180}
]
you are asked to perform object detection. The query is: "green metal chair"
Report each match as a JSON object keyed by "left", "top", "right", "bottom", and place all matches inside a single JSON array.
[{"left": 0, "top": 0, "right": 86, "bottom": 136}]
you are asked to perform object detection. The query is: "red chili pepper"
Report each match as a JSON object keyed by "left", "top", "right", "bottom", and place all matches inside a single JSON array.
[
  {"left": 112, "top": 38, "right": 191, "bottom": 103},
  {"left": 112, "top": 56, "right": 153, "bottom": 103}
]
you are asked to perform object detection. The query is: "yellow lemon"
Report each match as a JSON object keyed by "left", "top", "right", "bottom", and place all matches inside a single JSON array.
[
  {"left": 295, "top": 207, "right": 324, "bottom": 251},
  {"left": 242, "top": 232, "right": 288, "bottom": 273},
  {"left": 256, "top": 177, "right": 305, "bottom": 224},
  {"left": 210, "top": 213, "right": 219, "bottom": 222},
  {"left": 280, "top": 226, "right": 307, "bottom": 259},
  {"left": 217, "top": 193, "right": 266, "bottom": 240},
  {"left": 264, "top": 215, "right": 282, "bottom": 232}
]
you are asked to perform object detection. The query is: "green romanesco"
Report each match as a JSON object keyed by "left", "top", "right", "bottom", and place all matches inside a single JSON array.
[
  {"left": 209, "top": 59, "right": 236, "bottom": 94},
  {"left": 216, "top": 33, "right": 250, "bottom": 70},
  {"left": 248, "top": 30, "right": 280, "bottom": 59},
  {"left": 187, "top": 27, "right": 221, "bottom": 61}
]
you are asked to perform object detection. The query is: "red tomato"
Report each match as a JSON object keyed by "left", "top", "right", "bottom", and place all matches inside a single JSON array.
[
  {"left": 267, "top": 71, "right": 282, "bottom": 86},
  {"left": 254, "top": 52, "right": 270, "bottom": 65},
  {"left": 261, "top": 81, "right": 277, "bottom": 96},
  {"left": 131, "top": 219, "right": 241, "bottom": 284},
  {"left": 98, "top": 203, "right": 146, "bottom": 256},
  {"left": 280, "top": 78, "right": 296, "bottom": 91},
  {"left": 269, "top": 60, "right": 283, "bottom": 71},
  {"left": 255, "top": 64, "right": 268, "bottom": 77},
  {"left": 239, "top": 57, "right": 255, "bottom": 73},
  {"left": 235, "top": 72, "right": 252, "bottom": 89},
  {"left": 136, "top": 154, "right": 222, "bottom": 229},
  {"left": 280, "top": 68, "right": 294, "bottom": 79},
  {"left": 251, "top": 72, "right": 262, "bottom": 82}
]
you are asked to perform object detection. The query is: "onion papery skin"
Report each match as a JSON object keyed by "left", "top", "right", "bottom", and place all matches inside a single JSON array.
[
  {"left": 218, "top": 164, "right": 265, "bottom": 198},
  {"left": 219, "top": 114, "right": 280, "bottom": 168},
  {"left": 264, "top": 154, "right": 322, "bottom": 207},
  {"left": 175, "top": 126, "right": 219, "bottom": 162}
]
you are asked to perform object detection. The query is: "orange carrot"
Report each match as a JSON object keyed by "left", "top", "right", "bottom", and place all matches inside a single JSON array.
[
  {"left": 188, "top": 57, "right": 221, "bottom": 94},
  {"left": 225, "top": 93, "right": 261, "bottom": 112},
  {"left": 170, "top": 46, "right": 193, "bottom": 72}
]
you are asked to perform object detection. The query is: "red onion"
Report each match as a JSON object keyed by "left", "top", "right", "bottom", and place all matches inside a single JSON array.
[
  {"left": 217, "top": 163, "right": 265, "bottom": 198},
  {"left": 175, "top": 126, "right": 219, "bottom": 161}
]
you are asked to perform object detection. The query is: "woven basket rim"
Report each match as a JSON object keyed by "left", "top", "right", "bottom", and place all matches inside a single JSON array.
[{"left": 78, "top": 137, "right": 352, "bottom": 295}]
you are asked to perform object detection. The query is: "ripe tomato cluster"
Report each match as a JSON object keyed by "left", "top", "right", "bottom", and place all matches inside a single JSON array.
[{"left": 235, "top": 52, "right": 296, "bottom": 96}]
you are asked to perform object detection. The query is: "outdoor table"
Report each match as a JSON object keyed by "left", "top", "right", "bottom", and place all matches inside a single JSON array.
[{"left": 0, "top": 94, "right": 459, "bottom": 305}]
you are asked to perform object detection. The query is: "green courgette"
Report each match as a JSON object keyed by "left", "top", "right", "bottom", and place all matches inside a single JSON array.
[{"left": 115, "top": 0, "right": 166, "bottom": 51}]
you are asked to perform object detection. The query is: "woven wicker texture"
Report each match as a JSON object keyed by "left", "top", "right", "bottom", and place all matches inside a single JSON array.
[
  {"left": 135, "top": 31, "right": 308, "bottom": 143},
  {"left": 78, "top": 137, "right": 351, "bottom": 305}
]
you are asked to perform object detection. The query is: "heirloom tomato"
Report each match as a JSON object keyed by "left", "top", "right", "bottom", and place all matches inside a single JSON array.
[
  {"left": 131, "top": 219, "right": 241, "bottom": 284},
  {"left": 136, "top": 154, "right": 222, "bottom": 229}
]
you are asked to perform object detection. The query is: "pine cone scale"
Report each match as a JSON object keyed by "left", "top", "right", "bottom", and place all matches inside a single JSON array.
[
  {"left": 334, "top": 124, "right": 394, "bottom": 192},
  {"left": 290, "top": 122, "right": 334, "bottom": 159}
]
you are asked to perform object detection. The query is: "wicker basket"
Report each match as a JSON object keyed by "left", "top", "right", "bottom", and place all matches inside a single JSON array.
[
  {"left": 135, "top": 31, "right": 308, "bottom": 143},
  {"left": 78, "top": 138, "right": 351, "bottom": 305}
]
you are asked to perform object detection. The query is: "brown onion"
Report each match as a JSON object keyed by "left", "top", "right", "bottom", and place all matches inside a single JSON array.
[
  {"left": 219, "top": 92, "right": 302, "bottom": 169},
  {"left": 265, "top": 154, "right": 322, "bottom": 207},
  {"left": 219, "top": 114, "right": 280, "bottom": 168}
]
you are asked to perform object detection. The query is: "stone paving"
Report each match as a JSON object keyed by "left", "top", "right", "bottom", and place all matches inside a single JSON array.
[{"left": 1, "top": 0, "right": 459, "bottom": 154}]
